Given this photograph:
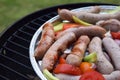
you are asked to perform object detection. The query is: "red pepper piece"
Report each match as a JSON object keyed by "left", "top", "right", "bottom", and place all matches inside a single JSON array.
[
  {"left": 59, "top": 57, "right": 66, "bottom": 64},
  {"left": 111, "top": 32, "right": 120, "bottom": 40},
  {"left": 53, "top": 64, "right": 81, "bottom": 75},
  {"left": 63, "top": 23, "right": 80, "bottom": 30},
  {"left": 80, "top": 70, "right": 105, "bottom": 80}
]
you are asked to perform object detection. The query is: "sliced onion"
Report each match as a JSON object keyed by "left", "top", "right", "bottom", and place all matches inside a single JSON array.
[
  {"left": 91, "top": 63, "right": 97, "bottom": 69},
  {"left": 104, "top": 30, "right": 112, "bottom": 38}
]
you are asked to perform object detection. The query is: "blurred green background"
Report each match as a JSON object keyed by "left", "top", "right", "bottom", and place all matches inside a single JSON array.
[{"left": 0, "top": 0, "right": 119, "bottom": 33}]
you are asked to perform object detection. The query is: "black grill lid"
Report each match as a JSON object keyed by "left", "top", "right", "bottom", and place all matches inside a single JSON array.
[{"left": 0, "top": 3, "right": 118, "bottom": 80}]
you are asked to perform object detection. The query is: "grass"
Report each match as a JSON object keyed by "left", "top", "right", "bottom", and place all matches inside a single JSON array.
[{"left": 0, "top": 0, "right": 120, "bottom": 33}]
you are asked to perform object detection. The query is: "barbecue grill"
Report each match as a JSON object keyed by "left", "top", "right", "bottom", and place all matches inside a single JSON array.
[{"left": 0, "top": 3, "right": 118, "bottom": 80}]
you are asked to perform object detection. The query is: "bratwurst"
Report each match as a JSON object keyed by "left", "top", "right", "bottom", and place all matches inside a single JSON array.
[
  {"left": 88, "top": 37, "right": 114, "bottom": 74},
  {"left": 103, "top": 37, "right": 120, "bottom": 70},
  {"left": 58, "top": 8, "right": 120, "bottom": 24},
  {"left": 34, "top": 23, "right": 55, "bottom": 60},
  {"left": 103, "top": 70, "right": 120, "bottom": 80},
  {"left": 96, "top": 19, "right": 120, "bottom": 32},
  {"left": 41, "top": 32, "right": 76, "bottom": 71},
  {"left": 56, "top": 26, "right": 106, "bottom": 39},
  {"left": 66, "top": 35, "right": 90, "bottom": 66}
]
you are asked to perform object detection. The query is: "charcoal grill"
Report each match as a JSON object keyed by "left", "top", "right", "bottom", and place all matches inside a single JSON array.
[{"left": 0, "top": 3, "right": 118, "bottom": 80}]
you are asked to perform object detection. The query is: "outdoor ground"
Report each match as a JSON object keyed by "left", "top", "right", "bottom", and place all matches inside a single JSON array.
[{"left": 0, "top": 0, "right": 119, "bottom": 33}]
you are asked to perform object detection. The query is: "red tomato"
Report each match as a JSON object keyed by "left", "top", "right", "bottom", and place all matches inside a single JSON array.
[
  {"left": 80, "top": 70, "right": 105, "bottom": 80},
  {"left": 111, "top": 32, "right": 120, "bottom": 40},
  {"left": 59, "top": 57, "right": 66, "bottom": 64},
  {"left": 63, "top": 23, "right": 80, "bottom": 30},
  {"left": 53, "top": 64, "right": 82, "bottom": 75},
  {"left": 79, "top": 62, "right": 94, "bottom": 74}
]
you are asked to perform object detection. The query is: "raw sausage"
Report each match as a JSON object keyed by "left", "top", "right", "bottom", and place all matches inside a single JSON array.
[
  {"left": 103, "top": 71, "right": 120, "bottom": 80},
  {"left": 103, "top": 37, "right": 120, "bottom": 70},
  {"left": 56, "top": 26, "right": 106, "bottom": 39},
  {"left": 96, "top": 19, "right": 120, "bottom": 32},
  {"left": 88, "top": 37, "right": 114, "bottom": 74},
  {"left": 58, "top": 8, "right": 120, "bottom": 24}
]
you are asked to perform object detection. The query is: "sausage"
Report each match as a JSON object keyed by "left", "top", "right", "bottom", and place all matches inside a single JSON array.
[
  {"left": 58, "top": 6, "right": 101, "bottom": 23},
  {"left": 88, "top": 37, "right": 114, "bottom": 74},
  {"left": 34, "top": 22, "right": 55, "bottom": 60},
  {"left": 56, "top": 26, "right": 106, "bottom": 39},
  {"left": 41, "top": 32, "right": 76, "bottom": 71},
  {"left": 66, "top": 35, "right": 90, "bottom": 66},
  {"left": 84, "top": 6, "right": 101, "bottom": 13},
  {"left": 55, "top": 74, "right": 80, "bottom": 80},
  {"left": 103, "top": 52, "right": 112, "bottom": 62},
  {"left": 96, "top": 19, "right": 120, "bottom": 32},
  {"left": 103, "top": 37, "right": 120, "bottom": 70},
  {"left": 103, "top": 71, "right": 120, "bottom": 80},
  {"left": 114, "top": 39, "right": 120, "bottom": 47},
  {"left": 58, "top": 8, "right": 120, "bottom": 24},
  {"left": 74, "top": 6, "right": 101, "bottom": 13}
]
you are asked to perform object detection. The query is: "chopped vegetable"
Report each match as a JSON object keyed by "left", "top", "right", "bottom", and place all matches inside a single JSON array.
[
  {"left": 104, "top": 30, "right": 112, "bottom": 38},
  {"left": 84, "top": 52, "right": 97, "bottom": 63},
  {"left": 111, "top": 32, "right": 120, "bottom": 40},
  {"left": 54, "top": 23, "right": 64, "bottom": 32},
  {"left": 43, "top": 69, "right": 59, "bottom": 80},
  {"left": 79, "top": 62, "right": 94, "bottom": 74},
  {"left": 72, "top": 16, "right": 92, "bottom": 26},
  {"left": 53, "top": 64, "right": 82, "bottom": 75},
  {"left": 63, "top": 23, "right": 80, "bottom": 30},
  {"left": 59, "top": 57, "right": 66, "bottom": 64},
  {"left": 52, "top": 20, "right": 62, "bottom": 26},
  {"left": 80, "top": 70, "right": 105, "bottom": 80},
  {"left": 54, "top": 22, "right": 80, "bottom": 33}
]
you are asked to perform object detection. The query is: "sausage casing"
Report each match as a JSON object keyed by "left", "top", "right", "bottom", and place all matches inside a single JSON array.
[
  {"left": 103, "top": 37, "right": 120, "bottom": 70},
  {"left": 88, "top": 37, "right": 114, "bottom": 74},
  {"left": 41, "top": 32, "right": 76, "bottom": 71},
  {"left": 34, "top": 23, "right": 55, "bottom": 60},
  {"left": 56, "top": 26, "right": 106, "bottom": 39},
  {"left": 66, "top": 35, "right": 90, "bottom": 66}
]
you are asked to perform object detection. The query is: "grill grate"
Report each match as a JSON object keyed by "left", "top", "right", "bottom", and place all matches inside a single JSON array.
[
  {"left": 0, "top": 11, "right": 57, "bottom": 80},
  {"left": 0, "top": 3, "right": 117, "bottom": 80}
]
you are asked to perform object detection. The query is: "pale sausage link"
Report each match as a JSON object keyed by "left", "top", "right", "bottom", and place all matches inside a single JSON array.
[
  {"left": 88, "top": 37, "right": 114, "bottom": 74},
  {"left": 103, "top": 37, "right": 120, "bottom": 70}
]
